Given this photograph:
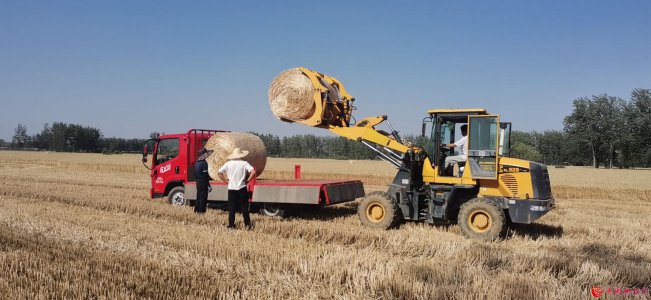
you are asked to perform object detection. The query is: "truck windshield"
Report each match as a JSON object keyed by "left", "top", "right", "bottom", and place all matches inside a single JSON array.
[{"left": 156, "top": 138, "right": 179, "bottom": 166}]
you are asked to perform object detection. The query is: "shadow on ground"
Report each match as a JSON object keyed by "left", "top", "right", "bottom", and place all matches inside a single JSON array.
[
  {"left": 289, "top": 202, "right": 359, "bottom": 221},
  {"left": 506, "top": 223, "right": 564, "bottom": 240}
]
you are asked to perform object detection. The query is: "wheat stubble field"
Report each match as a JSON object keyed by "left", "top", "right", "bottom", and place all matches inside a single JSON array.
[{"left": 1, "top": 151, "right": 650, "bottom": 299}]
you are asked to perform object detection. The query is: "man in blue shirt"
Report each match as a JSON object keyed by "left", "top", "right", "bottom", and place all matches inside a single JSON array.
[{"left": 194, "top": 148, "right": 213, "bottom": 214}]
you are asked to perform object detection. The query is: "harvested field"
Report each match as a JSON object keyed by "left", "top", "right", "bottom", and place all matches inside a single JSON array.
[{"left": 1, "top": 150, "right": 650, "bottom": 299}]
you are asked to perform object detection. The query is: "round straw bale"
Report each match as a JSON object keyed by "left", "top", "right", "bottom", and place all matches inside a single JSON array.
[
  {"left": 268, "top": 68, "right": 316, "bottom": 121},
  {"left": 204, "top": 132, "right": 267, "bottom": 179}
]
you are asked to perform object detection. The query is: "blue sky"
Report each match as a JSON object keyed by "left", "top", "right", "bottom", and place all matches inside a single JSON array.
[{"left": 1, "top": 0, "right": 649, "bottom": 140}]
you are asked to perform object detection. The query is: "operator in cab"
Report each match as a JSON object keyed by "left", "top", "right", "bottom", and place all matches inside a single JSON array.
[
  {"left": 218, "top": 148, "right": 257, "bottom": 230},
  {"left": 444, "top": 124, "right": 468, "bottom": 177},
  {"left": 194, "top": 148, "right": 214, "bottom": 214}
]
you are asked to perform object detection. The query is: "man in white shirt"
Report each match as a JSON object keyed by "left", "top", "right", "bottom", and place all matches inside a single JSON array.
[
  {"left": 218, "top": 148, "right": 257, "bottom": 230},
  {"left": 444, "top": 124, "right": 468, "bottom": 177}
]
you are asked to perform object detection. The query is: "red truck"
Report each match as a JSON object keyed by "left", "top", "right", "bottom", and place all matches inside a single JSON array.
[{"left": 142, "top": 129, "right": 365, "bottom": 216}]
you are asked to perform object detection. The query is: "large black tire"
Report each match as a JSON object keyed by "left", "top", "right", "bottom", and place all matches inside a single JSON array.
[
  {"left": 357, "top": 191, "right": 402, "bottom": 229},
  {"left": 168, "top": 186, "right": 188, "bottom": 206},
  {"left": 458, "top": 198, "right": 506, "bottom": 240},
  {"left": 260, "top": 203, "right": 288, "bottom": 218}
]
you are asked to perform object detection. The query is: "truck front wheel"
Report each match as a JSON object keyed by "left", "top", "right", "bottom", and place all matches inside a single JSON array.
[
  {"left": 458, "top": 198, "right": 505, "bottom": 240},
  {"left": 168, "top": 186, "right": 188, "bottom": 206},
  {"left": 357, "top": 192, "right": 402, "bottom": 229}
]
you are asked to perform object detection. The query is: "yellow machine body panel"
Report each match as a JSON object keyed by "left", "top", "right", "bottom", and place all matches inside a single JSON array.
[
  {"left": 482, "top": 157, "right": 536, "bottom": 199},
  {"left": 422, "top": 157, "right": 477, "bottom": 185},
  {"left": 424, "top": 157, "right": 536, "bottom": 199}
]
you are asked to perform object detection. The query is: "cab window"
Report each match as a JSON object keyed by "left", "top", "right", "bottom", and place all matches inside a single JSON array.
[
  {"left": 468, "top": 116, "right": 499, "bottom": 179},
  {"left": 156, "top": 138, "right": 179, "bottom": 166}
]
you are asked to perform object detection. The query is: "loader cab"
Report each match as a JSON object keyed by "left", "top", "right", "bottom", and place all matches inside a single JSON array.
[{"left": 422, "top": 109, "right": 511, "bottom": 184}]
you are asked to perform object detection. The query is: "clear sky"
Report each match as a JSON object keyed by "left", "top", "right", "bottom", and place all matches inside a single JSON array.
[{"left": 1, "top": 0, "right": 649, "bottom": 140}]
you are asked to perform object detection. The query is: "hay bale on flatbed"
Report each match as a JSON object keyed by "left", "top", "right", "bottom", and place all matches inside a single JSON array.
[
  {"left": 205, "top": 132, "right": 267, "bottom": 179},
  {"left": 268, "top": 68, "right": 315, "bottom": 121}
]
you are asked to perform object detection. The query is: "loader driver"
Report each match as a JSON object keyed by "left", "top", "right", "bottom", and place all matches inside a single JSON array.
[
  {"left": 218, "top": 148, "right": 257, "bottom": 230},
  {"left": 443, "top": 124, "right": 468, "bottom": 177},
  {"left": 194, "top": 148, "right": 214, "bottom": 214}
]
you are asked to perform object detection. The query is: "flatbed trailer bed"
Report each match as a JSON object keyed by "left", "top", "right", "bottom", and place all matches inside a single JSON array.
[{"left": 185, "top": 179, "right": 365, "bottom": 208}]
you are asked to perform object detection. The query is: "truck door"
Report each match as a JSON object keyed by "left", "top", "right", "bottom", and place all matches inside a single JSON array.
[
  {"left": 467, "top": 115, "right": 500, "bottom": 179},
  {"left": 152, "top": 138, "right": 181, "bottom": 195}
]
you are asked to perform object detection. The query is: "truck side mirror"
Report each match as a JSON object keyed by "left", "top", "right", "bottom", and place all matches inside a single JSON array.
[{"left": 421, "top": 123, "right": 426, "bottom": 137}]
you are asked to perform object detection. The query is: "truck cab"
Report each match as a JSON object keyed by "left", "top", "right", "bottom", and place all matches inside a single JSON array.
[{"left": 142, "top": 129, "right": 223, "bottom": 204}]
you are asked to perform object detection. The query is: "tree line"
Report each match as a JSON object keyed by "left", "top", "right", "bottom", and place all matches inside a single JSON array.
[
  {"left": 5, "top": 88, "right": 650, "bottom": 167},
  {"left": 6, "top": 122, "right": 148, "bottom": 154},
  {"left": 251, "top": 133, "right": 377, "bottom": 160},
  {"left": 510, "top": 89, "right": 650, "bottom": 168}
]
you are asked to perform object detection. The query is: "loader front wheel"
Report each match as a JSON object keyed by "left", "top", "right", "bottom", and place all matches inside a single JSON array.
[
  {"left": 458, "top": 198, "right": 505, "bottom": 240},
  {"left": 358, "top": 192, "right": 401, "bottom": 229}
]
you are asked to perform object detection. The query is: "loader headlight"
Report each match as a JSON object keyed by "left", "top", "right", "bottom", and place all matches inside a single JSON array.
[{"left": 530, "top": 205, "right": 548, "bottom": 212}]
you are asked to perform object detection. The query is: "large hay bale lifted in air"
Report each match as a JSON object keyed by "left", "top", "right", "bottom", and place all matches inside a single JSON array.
[{"left": 268, "top": 67, "right": 355, "bottom": 128}]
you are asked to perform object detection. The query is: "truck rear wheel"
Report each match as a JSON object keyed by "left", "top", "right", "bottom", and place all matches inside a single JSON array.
[
  {"left": 458, "top": 198, "right": 505, "bottom": 240},
  {"left": 260, "top": 203, "right": 287, "bottom": 217},
  {"left": 168, "top": 186, "right": 188, "bottom": 206},
  {"left": 357, "top": 192, "right": 401, "bottom": 229}
]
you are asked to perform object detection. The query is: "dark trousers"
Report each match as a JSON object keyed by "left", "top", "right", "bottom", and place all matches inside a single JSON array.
[
  {"left": 228, "top": 187, "right": 251, "bottom": 228},
  {"left": 194, "top": 179, "right": 209, "bottom": 213}
]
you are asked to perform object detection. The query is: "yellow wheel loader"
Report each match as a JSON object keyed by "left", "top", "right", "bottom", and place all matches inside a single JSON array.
[{"left": 278, "top": 67, "right": 554, "bottom": 240}]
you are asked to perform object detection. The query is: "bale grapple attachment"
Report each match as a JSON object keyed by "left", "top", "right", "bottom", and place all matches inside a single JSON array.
[{"left": 287, "top": 67, "right": 356, "bottom": 128}]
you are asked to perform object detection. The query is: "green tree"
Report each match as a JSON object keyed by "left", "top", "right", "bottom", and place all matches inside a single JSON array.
[
  {"left": 629, "top": 89, "right": 651, "bottom": 167},
  {"left": 32, "top": 123, "right": 52, "bottom": 150},
  {"left": 11, "top": 123, "right": 29, "bottom": 149},
  {"left": 50, "top": 122, "right": 68, "bottom": 151},
  {"left": 564, "top": 94, "right": 625, "bottom": 168},
  {"left": 536, "top": 130, "right": 567, "bottom": 165},
  {"left": 510, "top": 131, "right": 542, "bottom": 162}
]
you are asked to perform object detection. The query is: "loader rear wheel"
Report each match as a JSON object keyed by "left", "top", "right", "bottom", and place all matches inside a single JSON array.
[
  {"left": 358, "top": 192, "right": 401, "bottom": 229},
  {"left": 458, "top": 198, "right": 505, "bottom": 240},
  {"left": 168, "top": 187, "right": 188, "bottom": 206}
]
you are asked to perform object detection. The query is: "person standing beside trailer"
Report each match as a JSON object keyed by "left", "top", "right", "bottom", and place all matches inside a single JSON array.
[
  {"left": 194, "top": 148, "right": 213, "bottom": 214},
  {"left": 218, "top": 148, "right": 257, "bottom": 230}
]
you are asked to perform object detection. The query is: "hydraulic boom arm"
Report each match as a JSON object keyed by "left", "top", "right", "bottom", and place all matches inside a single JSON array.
[{"left": 292, "top": 67, "right": 419, "bottom": 166}]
